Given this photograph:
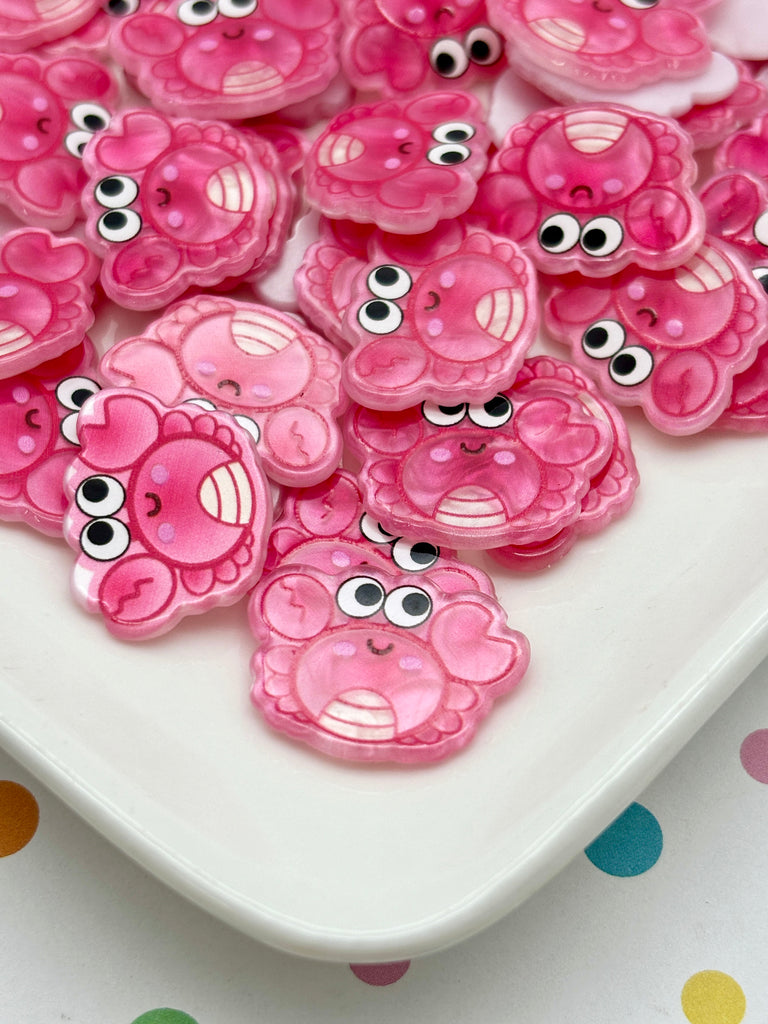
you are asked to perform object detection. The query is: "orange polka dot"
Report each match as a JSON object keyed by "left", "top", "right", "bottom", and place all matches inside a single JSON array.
[{"left": 0, "top": 781, "right": 39, "bottom": 856}]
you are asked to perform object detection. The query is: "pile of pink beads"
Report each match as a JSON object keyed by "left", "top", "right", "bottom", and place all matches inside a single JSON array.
[{"left": 2, "top": 0, "right": 767, "bottom": 764}]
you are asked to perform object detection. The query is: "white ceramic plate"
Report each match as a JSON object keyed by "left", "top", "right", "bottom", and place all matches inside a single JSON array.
[{"left": 2, "top": 290, "right": 767, "bottom": 962}]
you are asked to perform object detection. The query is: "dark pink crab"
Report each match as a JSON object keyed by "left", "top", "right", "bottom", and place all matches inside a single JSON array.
[
  {"left": 471, "top": 103, "right": 705, "bottom": 278},
  {"left": 63, "top": 389, "right": 272, "bottom": 640},
  {"left": 544, "top": 235, "right": 768, "bottom": 434},
  {"left": 0, "top": 0, "right": 101, "bottom": 51},
  {"left": 108, "top": 0, "right": 340, "bottom": 120},
  {"left": 0, "top": 339, "right": 102, "bottom": 535},
  {"left": 304, "top": 91, "right": 490, "bottom": 233},
  {"left": 0, "top": 52, "right": 117, "bottom": 230},
  {"left": 99, "top": 294, "right": 347, "bottom": 487},
  {"left": 343, "top": 356, "right": 616, "bottom": 549},
  {"left": 249, "top": 562, "right": 530, "bottom": 762},
  {"left": 81, "top": 108, "right": 293, "bottom": 310}
]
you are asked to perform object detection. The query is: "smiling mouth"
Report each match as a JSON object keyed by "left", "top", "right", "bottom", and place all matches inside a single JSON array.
[
  {"left": 424, "top": 291, "right": 440, "bottom": 311},
  {"left": 592, "top": 0, "right": 613, "bottom": 9},
  {"left": 460, "top": 441, "right": 487, "bottom": 454},
  {"left": 36, "top": 117, "right": 51, "bottom": 134},
  {"left": 156, "top": 187, "right": 170, "bottom": 206},
  {"left": 223, "top": 28, "right": 245, "bottom": 39},
  {"left": 145, "top": 492, "right": 161, "bottom": 517},
  {"left": 217, "top": 378, "right": 242, "bottom": 396},
  {"left": 398, "top": 141, "right": 413, "bottom": 154},
  {"left": 367, "top": 638, "right": 394, "bottom": 656},
  {"left": 570, "top": 184, "right": 593, "bottom": 199},
  {"left": 637, "top": 306, "right": 658, "bottom": 326},
  {"left": 24, "top": 408, "right": 41, "bottom": 429}
]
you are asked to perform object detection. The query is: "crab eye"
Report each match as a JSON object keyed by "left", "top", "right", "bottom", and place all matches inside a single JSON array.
[
  {"left": 383, "top": 585, "right": 432, "bottom": 628},
  {"left": 422, "top": 401, "right": 466, "bottom": 426},
  {"left": 98, "top": 208, "right": 142, "bottom": 243},
  {"left": 56, "top": 376, "right": 100, "bottom": 412},
  {"left": 105, "top": 0, "right": 139, "bottom": 13},
  {"left": 80, "top": 517, "right": 131, "bottom": 561},
  {"left": 95, "top": 175, "right": 139, "bottom": 209},
  {"left": 233, "top": 413, "right": 261, "bottom": 445},
  {"left": 752, "top": 266, "right": 768, "bottom": 294},
  {"left": 391, "top": 538, "right": 439, "bottom": 572},
  {"left": 218, "top": 0, "right": 257, "bottom": 14},
  {"left": 429, "top": 38, "right": 469, "bottom": 78},
  {"left": 178, "top": 0, "right": 218, "bottom": 24},
  {"left": 76, "top": 475, "right": 126, "bottom": 517},
  {"left": 367, "top": 264, "right": 412, "bottom": 300},
  {"left": 71, "top": 102, "right": 111, "bottom": 134},
  {"left": 64, "top": 130, "right": 92, "bottom": 158},
  {"left": 753, "top": 211, "right": 768, "bottom": 247},
  {"left": 467, "top": 394, "right": 513, "bottom": 428},
  {"left": 359, "top": 513, "right": 396, "bottom": 545},
  {"left": 427, "top": 142, "right": 471, "bottom": 165},
  {"left": 465, "top": 25, "right": 503, "bottom": 65},
  {"left": 336, "top": 576, "right": 385, "bottom": 618},
  {"left": 357, "top": 298, "right": 403, "bottom": 334},
  {"left": 609, "top": 346, "right": 654, "bottom": 386},
  {"left": 538, "top": 213, "right": 580, "bottom": 253},
  {"left": 184, "top": 397, "right": 217, "bottom": 411},
  {"left": 582, "top": 320, "right": 626, "bottom": 359},
  {"left": 432, "top": 121, "right": 476, "bottom": 145},
  {"left": 619, "top": 0, "right": 658, "bottom": 8},
  {"left": 580, "top": 216, "right": 624, "bottom": 257}
]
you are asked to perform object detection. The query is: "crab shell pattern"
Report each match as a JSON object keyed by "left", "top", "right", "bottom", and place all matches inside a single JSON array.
[
  {"left": 678, "top": 60, "right": 768, "bottom": 152},
  {"left": 248, "top": 562, "right": 530, "bottom": 762},
  {"left": 344, "top": 355, "right": 617, "bottom": 549},
  {"left": 108, "top": 0, "right": 340, "bottom": 121},
  {"left": 99, "top": 294, "right": 347, "bottom": 487},
  {"left": 471, "top": 103, "right": 705, "bottom": 278},
  {"left": 0, "top": 0, "right": 101, "bottom": 52},
  {"left": 544, "top": 235, "right": 768, "bottom": 434},
  {"left": 63, "top": 388, "right": 272, "bottom": 640}
]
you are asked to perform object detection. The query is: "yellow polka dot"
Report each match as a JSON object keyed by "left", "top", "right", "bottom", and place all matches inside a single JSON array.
[
  {"left": 0, "top": 781, "right": 39, "bottom": 856},
  {"left": 681, "top": 970, "right": 746, "bottom": 1024}
]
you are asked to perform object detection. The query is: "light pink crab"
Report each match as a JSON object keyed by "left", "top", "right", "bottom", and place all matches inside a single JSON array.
[
  {"left": 0, "top": 0, "right": 101, "bottom": 52},
  {"left": 249, "top": 562, "right": 530, "bottom": 762}
]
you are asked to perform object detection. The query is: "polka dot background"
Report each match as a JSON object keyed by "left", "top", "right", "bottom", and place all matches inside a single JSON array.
[{"left": 3, "top": 657, "right": 768, "bottom": 1023}]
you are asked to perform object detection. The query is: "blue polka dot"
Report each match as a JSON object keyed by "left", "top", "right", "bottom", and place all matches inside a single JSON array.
[{"left": 584, "top": 801, "right": 663, "bottom": 876}]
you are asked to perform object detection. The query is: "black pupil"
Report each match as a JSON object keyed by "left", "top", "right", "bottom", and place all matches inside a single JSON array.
[
  {"left": 439, "top": 404, "right": 464, "bottom": 416},
  {"left": 86, "top": 519, "right": 114, "bottom": 546},
  {"left": 444, "top": 128, "right": 468, "bottom": 142},
  {"left": 374, "top": 266, "right": 398, "bottom": 287},
  {"left": 585, "top": 326, "right": 609, "bottom": 350},
  {"left": 402, "top": 592, "right": 429, "bottom": 617},
  {"left": 82, "top": 478, "right": 110, "bottom": 504},
  {"left": 582, "top": 228, "right": 607, "bottom": 252},
  {"left": 107, "top": 0, "right": 130, "bottom": 12},
  {"left": 71, "top": 387, "right": 92, "bottom": 408},
  {"left": 435, "top": 51, "right": 457, "bottom": 74},
  {"left": 83, "top": 114, "right": 105, "bottom": 131},
  {"left": 355, "top": 583, "right": 382, "bottom": 607},
  {"left": 470, "top": 39, "right": 490, "bottom": 61},
  {"left": 439, "top": 148, "right": 464, "bottom": 164},
  {"left": 99, "top": 177, "right": 124, "bottom": 198},
  {"left": 758, "top": 274, "right": 768, "bottom": 295},
  {"left": 612, "top": 352, "right": 637, "bottom": 377},
  {"left": 193, "top": 1, "right": 213, "bottom": 11},
  {"left": 484, "top": 396, "right": 509, "bottom": 418},
  {"left": 540, "top": 224, "right": 564, "bottom": 248},
  {"left": 410, "top": 543, "right": 438, "bottom": 565},
  {"left": 364, "top": 300, "right": 391, "bottom": 321},
  {"left": 103, "top": 210, "right": 127, "bottom": 230}
]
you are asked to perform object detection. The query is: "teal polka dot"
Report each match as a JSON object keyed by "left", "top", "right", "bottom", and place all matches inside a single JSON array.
[
  {"left": 584, "top": 802, "right": 663, "bottom": 876},
  {"left": 130, "top": 1011, "right": 199, "bottom": 1024}
]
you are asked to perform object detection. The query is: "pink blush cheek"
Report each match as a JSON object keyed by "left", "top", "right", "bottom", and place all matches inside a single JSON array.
[
  {"left": 430, "top": 446, "right": 452, "bottom": 463},
  {"left": 17, "top": 435, "right": 35, "bottom": 455},
  {"left": 333, "top": 640, "right": 358, "bottom": 657}
]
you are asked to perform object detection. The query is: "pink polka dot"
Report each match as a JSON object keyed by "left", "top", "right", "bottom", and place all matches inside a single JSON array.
[
  {"left": 350, "top": 961, "right": 411, "bottom": 986},
  {"left": 740, "top": 729, "right": 768, "bottom": 783}
]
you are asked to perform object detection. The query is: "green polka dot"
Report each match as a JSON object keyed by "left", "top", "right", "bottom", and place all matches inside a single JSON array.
[
  {"left": 584, "top": 802, "right": 663, "bottom": 876},
  {"left": 130, "top": 1011, "right": 199, "bottom": 1024}
]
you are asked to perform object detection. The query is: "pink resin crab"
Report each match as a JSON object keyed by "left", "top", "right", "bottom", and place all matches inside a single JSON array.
[
  {"left": 0, "top": 229, "right": 99, "bottom": 381},
  {"left": 80, "top": 108, "right": 294, "bottom": 310},
  {"left": 678, "top": 60, "right": 768, "bottom": 151},
  {"left": 63, "top": 388, "right": 273, "bottom": 639},
  {"left": 0, "top": 0, "right": 101, "bottom": 52},
  {"left": 296, "top": 221, "right": 538, "bottom": 409},
  {"left": 340, "top": 0, "right": 505, "bottom": 98},
  {"left": 304, "top": 91, "right": 491, "bottom": 233},
  {"left": 344, "top": 355, "right": 616, "bottom": 549},
  {"left": 714, "top": 110, "right": 768, "bottom": 181},
  {"left": 471, "top": 103, "right": 705, "bottom": 277},
  {"left": 99, "top": 294, "right": 347, "bottom": 487},
  {"left": 543, "top": 235, "right": 768, "bottom": 434},
  {"left": 0, "top": 338, "right": 102, "bottom": 535},
  {"left": 108, "top": 0, "right": 340, "bottom": 121},
  {"left": 485, "top": 0, "right": 714, "bottom": 94},
  {"left": 0, "top": 52, "right": 117, "bottom": 230},
  {"left": 248, "top": 562, "right": 530, "bottom": 762}
]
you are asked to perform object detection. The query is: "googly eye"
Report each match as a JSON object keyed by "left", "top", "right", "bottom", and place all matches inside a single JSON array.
[
  {"left": 619, "top": 0, "right": 658, "bottom": 8},
  {"left": 97, "top": 208, "right": 142, "bottom": 243},
  {"left": 233, "top": 414, "right": 261, "bottom": 445},
  {"left": 177, "top": 0, "right": 218, "bottom": 24},
  {"left": 383, "top": 585, "right": 432, "bottom": 628},
  {"left": 609, "top": 345, "right": 654, "bottom": 386},
  {"left": 95, "top": 175, "right": 139, "bottom": 209},
  {"left": 427, "top": 142, "right": 471, "bottom": 165},
  {"left": 76, "top": 474, "right": 126, "bottom": 517},
  {"left": 538, "top": 213, "right": 581, "bottom": 254},
  {"left": 184, "top": 397, "right": 217, "bottom": 411},
  {"left": 580, "top": 216, "right": 624, "bottom": 257},
  {"left": 581, "top": 320, "right": 626, "bottom": 359},
  {"left": 357, "top": 298, "right": 403, "bottom": 335},
  {"left": 467, "top": 394, "right": 513, "bottom": 428},
  {"left": 64, "top": 130, "right": 92, "bottom": 158},
  {"left": 391, "top": 538, "right": 439, "bottom": 572},
  {"left": 218, "top": 0, "right": 257, "bottom": 15},
  {"left": 422, "top": 401, "right": 466, "bottom": 426},
  {"left": 753, "top": 211, "right": 768, "bottom": 247},
  {"left": 105, "top": 0, "right": 140, "bottom": 13},
  {"left": 432, "top": 121, "right": 476, "bottom": 145},
  {"left": 56, "top": 376, "right": 101, "bottom": 413},
  {"left": 752, "top": 266, "right": 768, "bottom": 294},
  {"left": 465, "top": 25, "right": 503, "bottom": 65},
  {"left": 71, "top": 102, "right": 111, "bottom": 134},
  {"left": 359, "top": 513, "right": 396, "bottom": 545},
  {"left": 429, "top": 38, "right": 469, "bottom": 78},
  {"left": 336, "top": 576, "right": 385, "bottom": 618},
  {"left": 367, "top": 264, "right": 412, "bottom": 300},
  {"left": 80, "top": 516, "right": 131, "bottom": 561}
]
